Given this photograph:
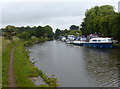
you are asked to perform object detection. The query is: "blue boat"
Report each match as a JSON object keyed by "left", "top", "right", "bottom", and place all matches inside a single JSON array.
[{"left": 84, "top": 38, "right": 114, "bottom": 48}]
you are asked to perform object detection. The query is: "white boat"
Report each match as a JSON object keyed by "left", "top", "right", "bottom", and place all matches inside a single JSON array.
[
  {"left": 66, "top": 39, "right": 73, "bottom": 44},
  {"left": 84, "top": 37, "right": 113, "bottom": 48},
  {"left": 61, "top": 37, "right": 66, "bottom": 42},
  {"left": 73, "top": 40, "right": 85, "bottom": 46}
]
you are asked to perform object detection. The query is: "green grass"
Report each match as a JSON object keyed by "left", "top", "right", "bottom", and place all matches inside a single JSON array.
[
  {"left": 14, "top": 40, "right": 59, "bottom": 87},
  {"left": 2, "top": 38, "right": 13, "bottom": 87},
  {"left": 2, "top": 38, "right": 40, "bottom": 87},
  {"left": 0, "top": 37, "right": 2, "bottom": 88},
  {"left": 2, "top": 37, "right": 59, "bottom": 87},
  {"left": 13, "top": 40, "right": 40, "bottom": 87}
]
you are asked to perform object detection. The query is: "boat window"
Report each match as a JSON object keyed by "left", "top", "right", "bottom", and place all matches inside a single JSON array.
[
  {"left": 108, "top": 39, "right": 111, "bottom": 41},
  {"left": 102, "top": 39, "right": 106, "bottom": 41},
  {"left": 92, "top": 40, "right": 97, "bottom": 42},
  {"left": 98, "top": 40, "right": 101, "bottom": 42}
]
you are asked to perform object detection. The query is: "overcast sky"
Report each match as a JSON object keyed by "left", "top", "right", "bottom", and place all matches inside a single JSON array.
[{"left": 0, "top": 0, "right": 119, "bottom": 32}]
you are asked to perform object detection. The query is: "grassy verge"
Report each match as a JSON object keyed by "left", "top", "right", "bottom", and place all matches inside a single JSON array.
[
  {"left": 14, "top": 40, "right": 39, "bottom": 87},
  {"left": 23, "top": 37, "right": 49, "bottom": 47},
  {"left": 2, "top": 38, "right": 13, "bottom": 87},
  {"left": 37, "top": 70, "right": 59, "bottom": 87},
  {"left": 0, "top": 37, "right": 2, "bottom": 88},
  {"left": 14, "top": 39, "right": 59, "bottom": 87},
  {"left": 2, "top": 37, "right": 59, "bottom": 87}
]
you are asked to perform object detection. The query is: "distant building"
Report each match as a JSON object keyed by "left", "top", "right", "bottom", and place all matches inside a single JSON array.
[{"left": 118, "top": 1, "right": 120, "bottom": 12}]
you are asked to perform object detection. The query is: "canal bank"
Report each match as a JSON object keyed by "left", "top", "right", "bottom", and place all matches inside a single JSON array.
[
  {"left": 2, "top": 37, "right": 59, "bottom": 87},
  {"left": 28, "top": 40, "right": 120, "bottom": 87}
]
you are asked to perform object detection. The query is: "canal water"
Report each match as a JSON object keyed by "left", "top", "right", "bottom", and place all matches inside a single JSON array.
[{"left": 27, "top": 40, "right": 120, "bottom": 87}]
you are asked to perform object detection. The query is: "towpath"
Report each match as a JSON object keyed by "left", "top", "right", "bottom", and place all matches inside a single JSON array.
[{"left": 8, "top": 47, "right": 16, "bottom": 87}]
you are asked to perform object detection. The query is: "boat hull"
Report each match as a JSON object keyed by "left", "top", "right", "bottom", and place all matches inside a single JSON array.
[
  {"left": 73, "top": 41, "right": 85, "bottom": 46},
  {"left": 73, "top": 42, "right": 84, "bottom": 46},
  {"left": 84, "top": 43, "right": 113, "bottom": 48}
]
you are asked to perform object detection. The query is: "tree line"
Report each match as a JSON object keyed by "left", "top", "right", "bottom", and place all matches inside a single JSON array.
[{"left": 2, "top": 25, "right": 54, "bottom": 40}]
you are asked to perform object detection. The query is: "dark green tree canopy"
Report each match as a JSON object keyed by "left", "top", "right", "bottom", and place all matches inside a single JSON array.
[
  {"left": 2, "top": 25, "right": 18, "bottom": 40},
  {"left": 55, "top": 28, "right": 61, "bottom": 39},
  {"left": 80, "top": 5, "right": 120, "bottom": 42},
  {"left": 70, "top": 25, "right": 79, "bottom": 30},
  {"left": 2, "top": 25, "right": 54, "bottom": 40},
  {"left": 85, "top": 5, "right": 115, "bottom": 21}
]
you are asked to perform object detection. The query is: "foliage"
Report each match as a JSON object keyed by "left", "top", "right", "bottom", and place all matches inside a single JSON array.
[
  {"left": 31, "top": 36, "right": 39, "bottom": 41},
  {"left": 61, "top": 29, "right": 70, "bottom": 36},
  {"left": 80, "top": 5, "right": 120, "bottom": 42},
  {"left": 44, "top": 25, "right": 54, "bottom": 38},
  {"left": 2, "top": 25, "right": 18, "bottom": 40},
  {"left": 2, "top": 25, "right": 54, "bottom": 41},
  {"left": 64, "top": 30, "right": 81, "bottom": 36},
  {"left": 55, "top": 28, "right": 61, "bottom": 39},
  {"left": 37, "top": 70, "right": 59, "bottom": 87},
  {"left": 24, "top": 37, "right": 49, "bottom": 46},
  {"left": 55, "top": 29, "right": 82, "bottom": 39},
  {"left": 70, "top": 25, "right": 79, "bottom": 30},
  {"left": 17, "top": 31, "right": 31, "bottom": 40}
]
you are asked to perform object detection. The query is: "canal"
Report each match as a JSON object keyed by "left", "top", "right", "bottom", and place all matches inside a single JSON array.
[{"left": 27, "top": 40, "right": 120, "bottom": 87}]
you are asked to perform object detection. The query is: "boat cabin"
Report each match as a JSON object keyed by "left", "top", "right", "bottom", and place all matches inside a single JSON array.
[{"left": 89, "top": 38, "right": 112, "bottom": 43}]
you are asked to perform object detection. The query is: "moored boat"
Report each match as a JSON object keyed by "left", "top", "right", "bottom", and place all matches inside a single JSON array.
[
  {"left": 60, "top": 36, "right": 66, "bottom": 42},
  {"left": 73, "top": 41, "right": 85, "bottom": 46},
  {"left": 84, "top": 38, "right": 113, "bottom": 48},
  {"left": 66, "top": 39, "right": 73, "bottom": 44}
]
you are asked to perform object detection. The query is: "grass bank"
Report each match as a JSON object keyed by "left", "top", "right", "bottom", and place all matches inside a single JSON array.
[
  {"left": 2, "top": 37, "right": 13, "bottom": 87},
  {"left": 13, "top": 40, "right": 39, "bottom": 87},
  {"left": 2, "top": 37, "right": 59, "bottom": 87},
  {"left": 113, "top": 43, "right": 120, "bottom": 47},
  {"left": 0, "top": 37, "right": 2, "bottom": 88},
  {"left": 23, "top": 37, "right": 50, "bottom": 47}
]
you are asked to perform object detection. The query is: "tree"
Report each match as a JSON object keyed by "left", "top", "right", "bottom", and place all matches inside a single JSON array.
[
  {"left": 80, "top": 5, "right": 120, "bottom": 42},
  {"left": 61, "top": 29, "right": 70, "bottom": 36},
  {"left": 70, "top": 25, "right": 79, "bottom": 30},
  {"left": 44, "top": 25, "right": 54, "bottom": 38},
  {"left": 36, "top": 26, "right": 45, "bottom": 38},
  {"left": 2, "top": 25, "right": 55, "bottom": 40},
  {"left": 110, "top": 13, "right": 120, "bottom": 42},
  {"left": 2, "top": 25, "right": 18, "bottom": 40},
  {"left": 17, "top": 31, "right": 31, "bottom": 40},
  {"left": 80, "top": 5, "right": 116, "bottom": 35},
  {"left": 64, "top": 30, "right": 81, "bottom": 36},
  {"left": 55, "top": 28, "right": 61, "bottom": 39}
]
